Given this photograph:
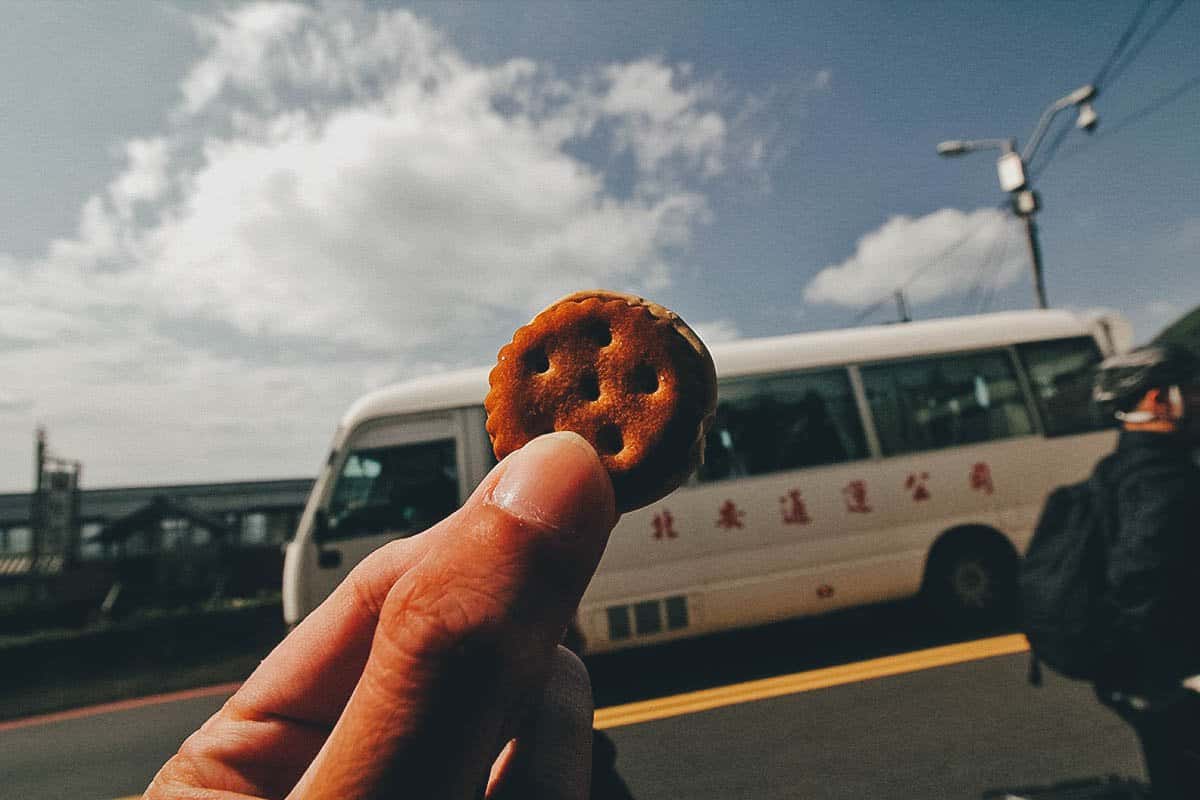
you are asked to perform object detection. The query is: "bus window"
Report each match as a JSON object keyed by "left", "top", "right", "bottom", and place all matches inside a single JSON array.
[
  {"left": 325, "top": 438, "right": 458, "bottom": 540},
  {"left": 1017, "top": 336, "right": 1113, "bottom": 436},
  {"left": 698, "top": 369, "right": 868, "bottom": 481},
  {"left": 862, "top": 350, "right": 1034, "bottom": 456}
]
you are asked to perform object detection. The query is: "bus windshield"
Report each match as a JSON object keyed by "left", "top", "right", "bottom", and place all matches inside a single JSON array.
[{"left": 325, "top": 438, "right": 459, "bottom": 539}]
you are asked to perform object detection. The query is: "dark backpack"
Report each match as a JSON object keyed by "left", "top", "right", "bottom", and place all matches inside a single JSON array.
[{"left": 1018, "top": 472, "right": 1114, "bottom": 684}]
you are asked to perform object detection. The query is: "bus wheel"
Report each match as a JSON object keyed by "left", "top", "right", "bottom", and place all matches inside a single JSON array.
[{"left": 923, "top": 532, "right": 1017, "bottom": 629}]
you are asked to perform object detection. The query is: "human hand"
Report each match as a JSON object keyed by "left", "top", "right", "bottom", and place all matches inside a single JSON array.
[{"left": 146, "top": 431, "right": 617, "bottom": 799}]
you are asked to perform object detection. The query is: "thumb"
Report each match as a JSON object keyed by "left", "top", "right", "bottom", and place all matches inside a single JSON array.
[{"left": 290, "top": 431, "right": 616, "bottom": 799}]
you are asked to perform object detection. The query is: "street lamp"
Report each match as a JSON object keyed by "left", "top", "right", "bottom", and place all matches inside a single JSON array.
[{"left": 936, "top": 84, "right": 1097, "bottom": 310}]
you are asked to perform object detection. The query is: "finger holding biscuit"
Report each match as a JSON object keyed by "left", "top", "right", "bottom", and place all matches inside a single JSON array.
[{"left": 146, "top": 431, "right": 616, "bottom": 800}]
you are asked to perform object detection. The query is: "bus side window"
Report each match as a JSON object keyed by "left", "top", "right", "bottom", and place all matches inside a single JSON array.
[
  {"left": 1017, "top": 337, "right": 1113, "bottom": 436},
  {"left": 325, "top": 438, "right": 459, "bottom": 540},
  {"left": 697, "top": 369, "right": 868, "bottom": 481},
  {"left": 862, "top": 351, "right": 1034, "bottom": 456}
]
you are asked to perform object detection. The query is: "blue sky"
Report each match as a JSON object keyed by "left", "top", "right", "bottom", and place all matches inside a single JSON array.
[{"left": 1, "top": 1, "right": 1197, "bottom": 489}]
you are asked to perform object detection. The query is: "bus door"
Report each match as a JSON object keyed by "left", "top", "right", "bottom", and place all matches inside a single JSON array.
[{"left": 298, "top": 412, "right": 469, "bottom": 608}]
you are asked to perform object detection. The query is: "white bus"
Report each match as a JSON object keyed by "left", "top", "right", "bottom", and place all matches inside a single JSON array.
[{"left": 283, "top": 309, "right": 1131, "bottom": 653}]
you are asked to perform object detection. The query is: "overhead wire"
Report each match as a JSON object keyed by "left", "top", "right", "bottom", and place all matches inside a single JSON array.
[
  {"left": 1102, "top": 0, "right": 1186, "bottom": 89},
  {"left": 961, "top": 217, "right": 1009, "bottom": 314},
  {"left": 1042, "top": 71, "right": 1200, "bottom": 172},
  {"left": 1034, "top": 0, "right": 1191, "bottom": 179},
  {"left": 1028, "top": 117, "right": 1074, "bottom": 179},
  {"left": 976, "top": 225, "right": 1014, "bottom": 315},
  {"left": 850, "top": 214, "right": 993, "bottom": 325},
  {"left": 963, "top": 200, "right": 1021, "bottom": 315},
  {"left": 851, "top": 295, "right": 897, "bottom": 326},
  {"left": 1091, "top": 0, "right": 1154, "bottom": 89},
  {"left": 961, "top": 258, "right": 987, "bottom": 315}
]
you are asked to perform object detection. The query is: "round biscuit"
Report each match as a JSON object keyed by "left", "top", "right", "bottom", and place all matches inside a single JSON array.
[{"left": 485, "top": 290, "right": 717, "bottom": 513}]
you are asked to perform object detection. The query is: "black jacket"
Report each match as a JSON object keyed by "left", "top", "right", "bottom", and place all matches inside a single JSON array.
[{"left": 1095, "top": 431, "right": 1200, "bottom": 690}]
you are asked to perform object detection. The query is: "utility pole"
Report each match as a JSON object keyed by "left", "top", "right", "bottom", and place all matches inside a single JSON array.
[
  {"left": 894, "top": 290, "right": 912, "bottom": 323},
  {"left": 936, "top": 84, "right": 1098, "bottom": 310},
  {"left": 31, "top": 427, "right": 45, "bottom": 567},
  {"left": 29, "top": 427, "right": 46, "bottom": 599},
  {"left": 1022, "top": 214, "right": 1048, "bottom": 311}
]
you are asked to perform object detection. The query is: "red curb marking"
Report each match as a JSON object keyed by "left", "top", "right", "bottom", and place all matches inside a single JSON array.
[{"left": 0, "top": 681, "right": 242, "bottom": 733}]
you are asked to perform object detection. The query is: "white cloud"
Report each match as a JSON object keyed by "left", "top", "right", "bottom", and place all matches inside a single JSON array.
[
  {"left": 599, "top": 60, "right": 727, "bottom": 179},
  {"left": 29, "top": 5, "right": 735, "bottom": 350},
  {"left": 804, "top": 207, "right": 1026, "bottom": 308},
  {"left": 692, "top": 318, "right": 741, "bottom": 344},
  {"left": 108, "top": 138, "right": 170, "bottom": 221},
  {"left": 0, "top": 1, "right": 758, "bottom": 488},
  {"left": 181, "top": 2, "right": 314, "bottom": 114}
]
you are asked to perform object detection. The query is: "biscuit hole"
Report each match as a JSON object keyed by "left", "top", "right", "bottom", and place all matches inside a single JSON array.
[
  {"left": 630, "top": 363, "right": 658, "bottom": 394},
  {"left": 581, "top": 319, "right": 612, "bottom": 347},
  {"left": 523, "top": 348, "right": 550, "bottom": 374},
  {"left": 579, "top": 373, "right": 601, "bottom": 401},
  {"left": 595, "top": 423, "right": 624, "bottom": 455}
]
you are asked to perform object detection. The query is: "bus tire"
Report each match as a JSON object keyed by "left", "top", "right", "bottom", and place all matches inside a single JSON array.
[{"left": 921, "top": 527, "right": 1018, "bottom": 629}]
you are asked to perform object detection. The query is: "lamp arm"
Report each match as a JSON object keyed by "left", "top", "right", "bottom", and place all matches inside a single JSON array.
[
  {"left": 1022, "top": 84, "right": 1096, "bottom": 163},
  {"left": 1022, "top": 102, "right": 1067, "bottom": 163}
]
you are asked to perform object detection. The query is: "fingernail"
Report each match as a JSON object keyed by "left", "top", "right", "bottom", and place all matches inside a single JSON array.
[{"left": 489, "top": 432, "right": 613, "bottom": 533}]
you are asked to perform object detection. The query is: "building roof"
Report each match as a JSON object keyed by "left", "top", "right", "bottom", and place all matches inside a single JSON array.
[
  {"left": 0, "top": 478, "right": 314, "bottom": 527},
  {"left": 99, "top": 495, "right": 234, "bottom": 543}
]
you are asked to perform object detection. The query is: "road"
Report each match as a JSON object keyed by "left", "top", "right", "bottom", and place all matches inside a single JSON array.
[
  {"left": 1, "top": 604, "right": 1144, "bottom": 799},
  {"left": 605, "top": 648, "right": 1141, "bottom": 799}
]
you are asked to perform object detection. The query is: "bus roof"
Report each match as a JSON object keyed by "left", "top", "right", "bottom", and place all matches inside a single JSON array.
[{"left": 342, "top": 309, "right": 1122, "bottom": 427}]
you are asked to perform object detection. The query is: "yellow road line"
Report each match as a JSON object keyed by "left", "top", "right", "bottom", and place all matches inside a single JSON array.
[{"left": 593, "top": 633, "right": 1030, "bottom": 730}]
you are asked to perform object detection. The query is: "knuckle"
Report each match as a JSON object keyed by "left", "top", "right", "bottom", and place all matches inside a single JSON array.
[
  {"left": 343, "top": 537, "right": 417, "bottom": 619},
  {"left": 380, "top": 569, "right": 510, "bottom": 659}
]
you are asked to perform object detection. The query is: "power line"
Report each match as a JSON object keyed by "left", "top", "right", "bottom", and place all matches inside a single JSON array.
[
  {"left": 852, "top": 295, "right": 895, "bottom": 326},
  {"left": 1045, "top": 71, "right": 1200, "bottom": 172},
  {"left": 976, "top": 227, "right": 1014, "bottom": 315},
  {"left": 961, "top": 209, "right": 1020, "bottom": 316},
  {"left": 1028, "top": 116, "right": 1074, "bottom": 179},
  {"left": 961, "top": 263, "right": 987, "bottom": 315},
  {"left": 1092, "top": 0, "right": 1154, "bottom": 89},
  {"left": 851, "top": 215, "right": 992, "bottom": 325},
  {"left": 962, "top": 220, "right": 1008, "bottom": 313},
  {"left": 1034, "top": 0, "right": 1187, "bottom": 179},
  {"left": 1103, "top": 0, "right": 1186, "bottom": 89}
]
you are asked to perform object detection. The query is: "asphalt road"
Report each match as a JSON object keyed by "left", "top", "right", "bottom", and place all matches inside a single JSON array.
[
  {"left": 1, "top": 605, "right": 1144, "bottom": 800},
  {"left": 607, "top": 654, "right": 1141, "bottom": 799},
  {"left": 1, "top": 691, "right": 224, "bottom": 800}
]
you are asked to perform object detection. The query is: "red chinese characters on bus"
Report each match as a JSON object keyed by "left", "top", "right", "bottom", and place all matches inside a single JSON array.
[
  {"left": 905, "top": 472, "right": 931, "bottom": 502},
  {"left": 779, "top": 489, "right": 812, "bottom": 525},
  {"left": 716, "top": 500, "right": 745, "bottom": 530},
  {"left": 970, "top": 462, "right": 995, "bottom": 495},
  {"left": 652, "top": 510, "right": 678, "bottom": 540},
  {"left": 842, "top": 480, "right": 872, "bottom": 513}
]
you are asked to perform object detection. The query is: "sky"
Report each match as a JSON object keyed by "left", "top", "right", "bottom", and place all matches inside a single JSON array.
[{"left": 1, "top": 0, "right": 1198, "bottom": 491}]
